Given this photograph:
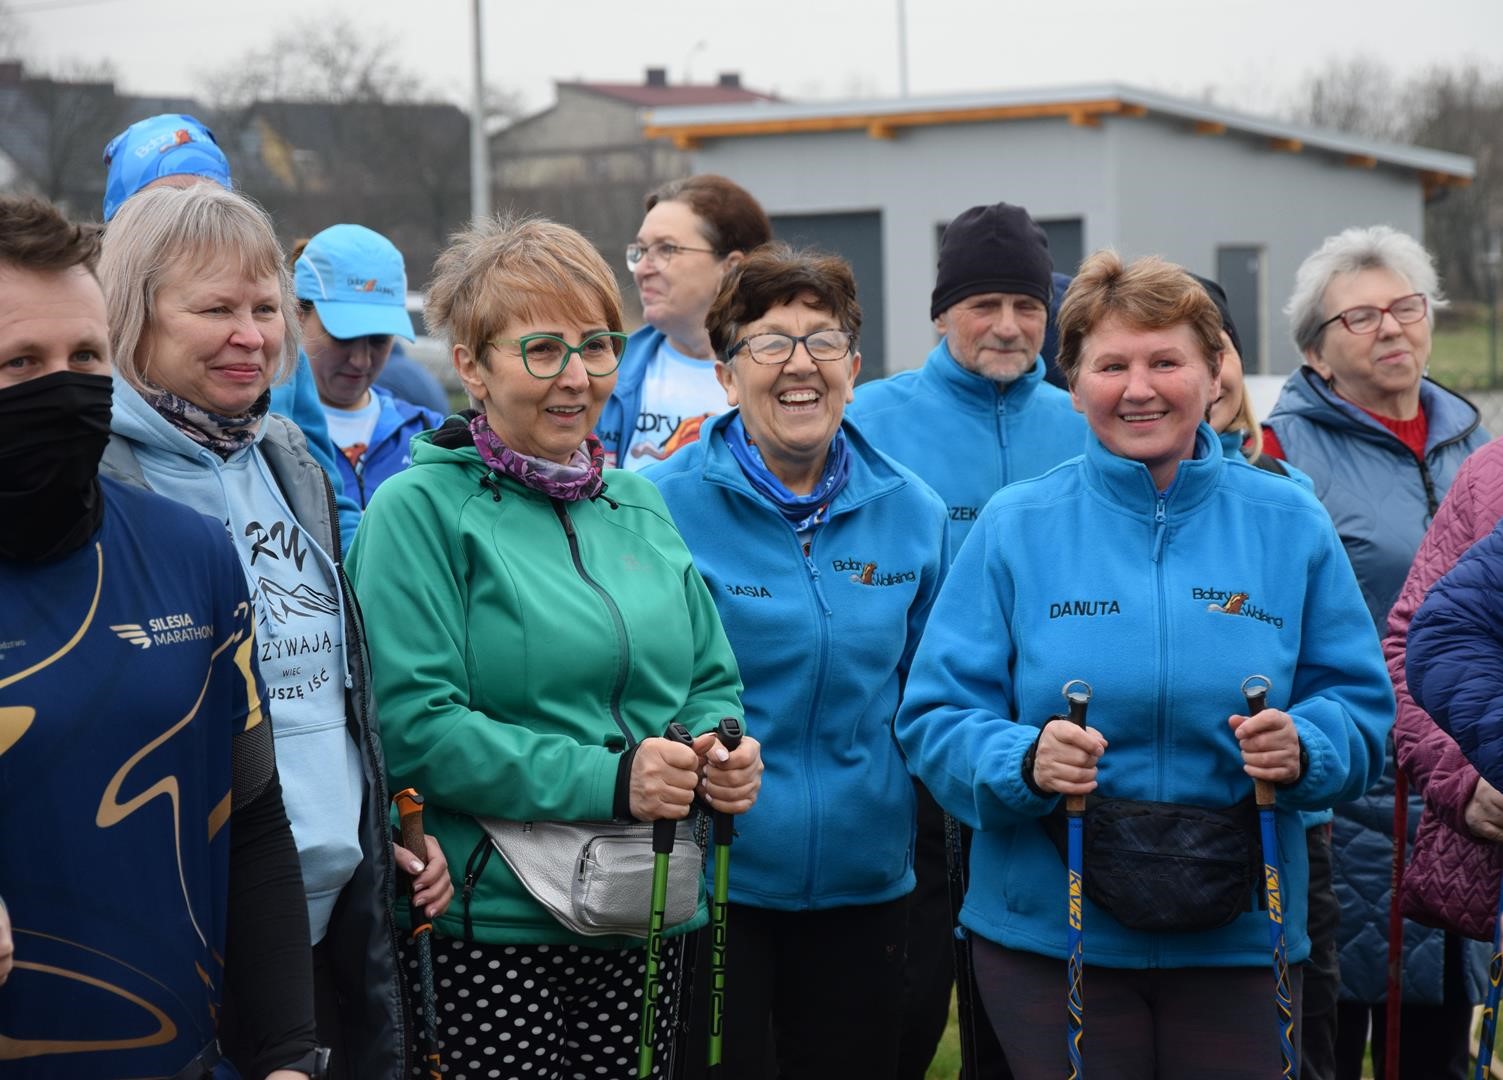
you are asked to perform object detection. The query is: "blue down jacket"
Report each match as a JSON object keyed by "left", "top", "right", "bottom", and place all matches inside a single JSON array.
[
  {"left": 1266, "top": 366, "right": 1488, "bottom": 1004},
  {"left": 1409, "top": 516, "right": 1503, "bottom": 793}
]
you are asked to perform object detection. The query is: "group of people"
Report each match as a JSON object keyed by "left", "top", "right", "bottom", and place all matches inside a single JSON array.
[{"left": 0, "top": 108, "right": 1499, "bottom": 1080}]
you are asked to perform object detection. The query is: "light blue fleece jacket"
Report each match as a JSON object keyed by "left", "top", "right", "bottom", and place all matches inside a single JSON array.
[
  {"left": 847, "top": 341, "right": 1087, "bottom": 556},
  {"left": 1219, "top": 431, "right": 1335, "bottom": 830},
  {"left": 325, "top": 387, "right": 445, "bottom": 509},
  {"left": 896, "top": 424, "right": 1393, "bottom": 968},
  {"left": 111, "top": 378, "right": 366, "bottom": 943},
  {"left": 269, "top": 351, "right": 362, "bottom": 550},
  {"left": 648, "top": 411, "right": 950, "bottom": 910}
]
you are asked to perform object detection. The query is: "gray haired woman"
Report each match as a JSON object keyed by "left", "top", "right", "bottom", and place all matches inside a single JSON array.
[{"left": 1263, "top": 225, "right": 1490, "bottom": 1080}]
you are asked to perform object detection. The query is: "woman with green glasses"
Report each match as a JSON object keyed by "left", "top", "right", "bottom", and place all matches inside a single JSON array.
[{"left": 346, "top": 213, "right": 762, "bottom": 1078}]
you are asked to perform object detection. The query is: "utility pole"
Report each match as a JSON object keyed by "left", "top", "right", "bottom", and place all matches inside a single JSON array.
[
  {"left": 896, "top": 0, "right": 909, "bottom": 97},
  {"left": 470, "top": 0, "right": 491, "bottom": 223}
]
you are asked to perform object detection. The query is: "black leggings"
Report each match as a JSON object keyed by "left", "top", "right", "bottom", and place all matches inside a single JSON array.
[
  {"left": 713, "top": 898, "right": 908, "bottom": 1080},
  {"left": 972, "top": 936, "right": 1303, "bottom": 1080}
]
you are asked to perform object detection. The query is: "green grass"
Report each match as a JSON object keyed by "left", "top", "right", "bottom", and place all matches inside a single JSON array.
[
  {"left": 920, "top": 997, "right": 1501, "bottom": 1078},
  {"left": 1429, "top": 310, "right": 1503, "bottom": 391}
]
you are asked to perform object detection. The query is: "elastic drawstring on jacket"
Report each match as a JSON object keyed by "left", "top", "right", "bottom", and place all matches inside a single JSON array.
[
  {"left": 591, "top": 482, "right": 620, "bottom": 511},
  {"left": 479, "top": 473, "right": 503, "bottom": 502}
]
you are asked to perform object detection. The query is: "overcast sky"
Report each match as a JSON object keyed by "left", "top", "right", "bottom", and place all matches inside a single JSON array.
[{"left": 16, "top": 0, "right": 1503, "bottom": 121}]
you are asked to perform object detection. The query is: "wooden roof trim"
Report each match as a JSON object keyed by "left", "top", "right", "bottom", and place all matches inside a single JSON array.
[{"left": 644, "top": 98, "right": 1130, "bottom": 143}]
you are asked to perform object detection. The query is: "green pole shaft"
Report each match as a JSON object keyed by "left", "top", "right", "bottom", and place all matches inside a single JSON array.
[
  {"left": 708, "top": 848, "right": 732, "bottom": 1066},
  {"left": 639, "top": 853, "right": 672, "bottom": 1078}
]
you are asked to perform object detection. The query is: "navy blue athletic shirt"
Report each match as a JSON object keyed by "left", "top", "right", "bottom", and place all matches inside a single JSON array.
[{"left": 0, "top": 477, "right": 264, "bottom": 1076}]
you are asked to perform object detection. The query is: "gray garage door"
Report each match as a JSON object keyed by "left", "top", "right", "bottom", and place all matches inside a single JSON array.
[{"left": 769, "top": 211, "right": 886, "bottom": 381}]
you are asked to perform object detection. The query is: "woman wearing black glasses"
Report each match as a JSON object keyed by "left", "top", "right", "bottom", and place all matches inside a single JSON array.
[
  {"left": 1264, "top": 226, "right": 1490, "bottom": 1080},
  {"left": 347, "top": 214, "right": 761, "bottom": 1078},
  {"left": 597, "top": 174, "right": 771, "bottom": 472},
  {"left": 648, "top": 245, "right": 949, "bottom": 1079}
]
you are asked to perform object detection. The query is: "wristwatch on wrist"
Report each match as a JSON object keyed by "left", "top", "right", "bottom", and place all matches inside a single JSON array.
[{"left": 283, "top": 1047, "right": 331, "bottom": 1080}]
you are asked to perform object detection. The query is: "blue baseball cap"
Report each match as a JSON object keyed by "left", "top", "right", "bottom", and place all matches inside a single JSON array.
[
  {"left": 294, "top": 225, "right": 415, "bottom": 341},
  {"left": 102, "top": 114, "right": 232, "bottom": 222}
]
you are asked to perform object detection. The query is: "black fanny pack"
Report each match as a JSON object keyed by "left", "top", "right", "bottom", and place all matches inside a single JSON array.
[{"left": 1044, "top": 795, "right": 1261, "bottom": 932}]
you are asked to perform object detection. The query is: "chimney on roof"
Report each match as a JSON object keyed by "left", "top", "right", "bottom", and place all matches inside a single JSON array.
[
  {"left": 645, "top": 67, "right": 668, "bottom": 88},
  {"left": 717, "top": 72, "right": 741, "bottom": 90}
]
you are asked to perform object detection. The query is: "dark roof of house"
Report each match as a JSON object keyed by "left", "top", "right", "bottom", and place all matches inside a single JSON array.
[{"left": 558, "top": 80, "right": 777, "bottom": 108}]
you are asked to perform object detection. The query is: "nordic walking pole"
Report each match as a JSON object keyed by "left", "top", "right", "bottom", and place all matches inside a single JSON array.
[
  {"left": 1387, "top": 767, "right": 1407, "bottom": 1080},
  {"left": 394, "top": 787, "right": 441, "bottom": 1080},
  {"left": 1062, "top": 678, "right": 1092, "bottom": 1080},
  {"left": 1242, "top": 675, "right": 1297, "bottom": 1080},
  {"left": 706, "top": 716, "right": 744, "bottom": 1074},
  {"left": 944, "top": 810, "right": 982, "bottom": 1080},
  {"left": 1475, "top": 874, "right": 1503, "bottom": 1080},
  {"left": 640, "top": 721, "right": 695, "bottom": 1079}
]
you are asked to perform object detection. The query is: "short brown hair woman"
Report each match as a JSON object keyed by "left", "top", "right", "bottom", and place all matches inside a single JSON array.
[{"left": 897, "top": 251, "right": 1394, "bottom": 1077}]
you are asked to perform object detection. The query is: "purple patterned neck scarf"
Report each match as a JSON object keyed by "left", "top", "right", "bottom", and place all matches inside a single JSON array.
[
  {"left": 469, "top": 413, "right": 606, "bottom": 502},
  {"left": 139, "top": 381, "right": 268, "bottom": 459}
]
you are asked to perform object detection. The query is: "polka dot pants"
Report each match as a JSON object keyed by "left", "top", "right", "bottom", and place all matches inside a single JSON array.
[{"left": 403, "top": 933, "right": 685, "bottom": 1079}]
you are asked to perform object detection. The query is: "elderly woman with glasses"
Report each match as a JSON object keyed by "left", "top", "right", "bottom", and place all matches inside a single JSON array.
[
  {"left": 1263, "top": 225, "right": 1490, "bottom": 1080},
  {"left": 647, "top": 245, "right": 949, "bottom": 1079},
  {"left": 346, "top": 213, "right": 761, "bottom": 1078},
  {"left": 597, "top": 174, "right": 771, "bottom": 472}
]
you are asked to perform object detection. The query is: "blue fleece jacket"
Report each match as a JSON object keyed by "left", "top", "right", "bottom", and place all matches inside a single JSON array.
[
  {"left": 648, "top": 411, "right": 950, "bottom": 910},
  {"left": 328, "top": 388, "right": 445, "bottom": 509},
  {"left": 847, "top": 340, "right": 1087, "bottom": 556},
  {"left": 896, "top": 424, "right": 1393, "bottom": 968},
  {"left": 596, "top": 325, "right": 666, "bottom": 468},
  {"left": 269, "top": 352, "right": 362, "bottom": 551}
]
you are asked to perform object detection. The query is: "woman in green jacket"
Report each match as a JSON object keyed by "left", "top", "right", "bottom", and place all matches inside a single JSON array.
[{"left": 346, "top": 213, "right": 761, "bottom": 1079}]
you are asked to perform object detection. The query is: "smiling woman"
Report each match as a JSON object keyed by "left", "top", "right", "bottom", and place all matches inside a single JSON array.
[
  {"left": 894, "top": 251, "right": 1394, "bottom": 1078},
  {"left": 98, "top": 183, "right": 422, "bottom": 1080},
  {"left": 646, "top": 244, "right": 950, "bottom": 1080},
  {"left": 1263, "top": 225, "right": 1492, "bottom": 1077}
]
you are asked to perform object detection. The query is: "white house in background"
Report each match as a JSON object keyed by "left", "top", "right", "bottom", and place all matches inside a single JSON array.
[{"left": 642, "top": 83, "right": 1474, "bottom": 379}]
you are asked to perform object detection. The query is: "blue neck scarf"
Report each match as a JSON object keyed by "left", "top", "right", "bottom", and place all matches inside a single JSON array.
[{"left": 723, "top": 414, "right": 851, "bottom": 532}]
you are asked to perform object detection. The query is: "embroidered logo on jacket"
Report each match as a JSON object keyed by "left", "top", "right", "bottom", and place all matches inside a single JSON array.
[
  {"left": 831, "top": 558, "right": 917, "bottom": 587},
  {"left": 1048, "top": 600, "right": 1122, "bottom": 619},
  {"left": 1193, "top": 587, "right": 1285, "bottom": 629}
]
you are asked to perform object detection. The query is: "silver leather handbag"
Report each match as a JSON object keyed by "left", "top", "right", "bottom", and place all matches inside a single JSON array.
[{"left": 476, "top": 817, "right": 703, "bottom": 938}]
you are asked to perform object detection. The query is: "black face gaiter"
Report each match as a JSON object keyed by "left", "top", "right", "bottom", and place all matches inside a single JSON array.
[{"left": 0, "top": 371, "right": 114, "bottom": 562}]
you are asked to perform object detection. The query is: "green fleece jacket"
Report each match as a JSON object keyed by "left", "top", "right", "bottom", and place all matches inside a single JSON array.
[{"left": 346, "top": 424, "right": 744, "bottom": 946}]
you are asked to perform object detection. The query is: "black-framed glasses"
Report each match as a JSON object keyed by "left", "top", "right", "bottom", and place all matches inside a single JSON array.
[
  {"left": 727, "top": 329, "right": 857, "bottom": 365},
  {"left": 625, "top": 241, "right": 720, "bottom": 271},
  {"left": 487, "top": 331, "right": 628, "bottom": 379},
  {"left": 1315, "top": 292, "right": 1428, "bottom": 336}
]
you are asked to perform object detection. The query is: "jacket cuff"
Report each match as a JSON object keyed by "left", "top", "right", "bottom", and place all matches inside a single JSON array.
[
  {"left": 613, "top": 745, "right": 642, "bottom": 821},
  {"left": 1021, "top": 727, "right": 1050, "bottom": 797}
]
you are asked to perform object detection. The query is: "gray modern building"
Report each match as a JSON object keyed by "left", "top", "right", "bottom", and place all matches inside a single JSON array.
[{"left": 643, "top": 84, "right": 1474, "bottom": 379}]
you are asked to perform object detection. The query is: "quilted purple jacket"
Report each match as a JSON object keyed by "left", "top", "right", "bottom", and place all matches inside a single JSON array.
[{"left": 1385, "top": 436, "right": 1503, "bottom": 938}]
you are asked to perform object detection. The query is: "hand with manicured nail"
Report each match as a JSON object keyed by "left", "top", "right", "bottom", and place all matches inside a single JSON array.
[
  {"left": 693, "top": 731, "right": 763, "bottom": 814},
  {"left": 392, "top": 837, "right": 455, "bottom": 919}
]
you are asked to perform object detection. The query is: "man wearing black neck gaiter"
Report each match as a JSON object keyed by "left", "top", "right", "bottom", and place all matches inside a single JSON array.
[{"left": 0, "top": 195, "right": 320, "bottom": 1079}]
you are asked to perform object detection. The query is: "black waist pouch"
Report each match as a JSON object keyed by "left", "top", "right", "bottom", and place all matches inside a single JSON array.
[{"left": 1043, "top": 796, "right": 1260, "bottom": 932}]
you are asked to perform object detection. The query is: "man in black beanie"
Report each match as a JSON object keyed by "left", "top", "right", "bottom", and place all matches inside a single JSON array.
[{"left": 848, "top": 203, "right": 1088, "bottom": 1080}]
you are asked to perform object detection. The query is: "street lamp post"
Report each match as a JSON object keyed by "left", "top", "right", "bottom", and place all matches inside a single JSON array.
[{"left": 470, "top": 0, "right": 491, "bottom": 223}]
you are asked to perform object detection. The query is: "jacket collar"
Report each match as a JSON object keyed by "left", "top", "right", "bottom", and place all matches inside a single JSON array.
[
  {"left": 1271, "top": 366, "right": 1481, "bottom": 453},
  {"left": 696, "top": 409, "right": 906, "bottom": 517},
  {"left": 922, "top": 338, "right": 1047, "bottom": 409},
  {"left": 1081, "top": 422, "right": 1225, "bottom": 519}
]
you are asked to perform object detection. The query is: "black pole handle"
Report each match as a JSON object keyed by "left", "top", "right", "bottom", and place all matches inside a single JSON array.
[
  {"left": 653, "top": 721, "right": 696, "bottom": 854},
  {"left": 711, "top": 717, "right": 744, "bottom": 846},
  {"left": 1241, "top": 675, "right": 1275, "bottom": 808},
  {"left": 1061, "top": 680, "right": 1093, "bottom": 815}
]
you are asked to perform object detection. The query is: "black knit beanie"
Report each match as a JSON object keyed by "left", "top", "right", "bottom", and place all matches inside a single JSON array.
[
  {"left": 930, "top": 202, "right": 1052, "bottom": 320},
  {"left": 1190, "top": 273, "right": 1244, "bottom": 359}
]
